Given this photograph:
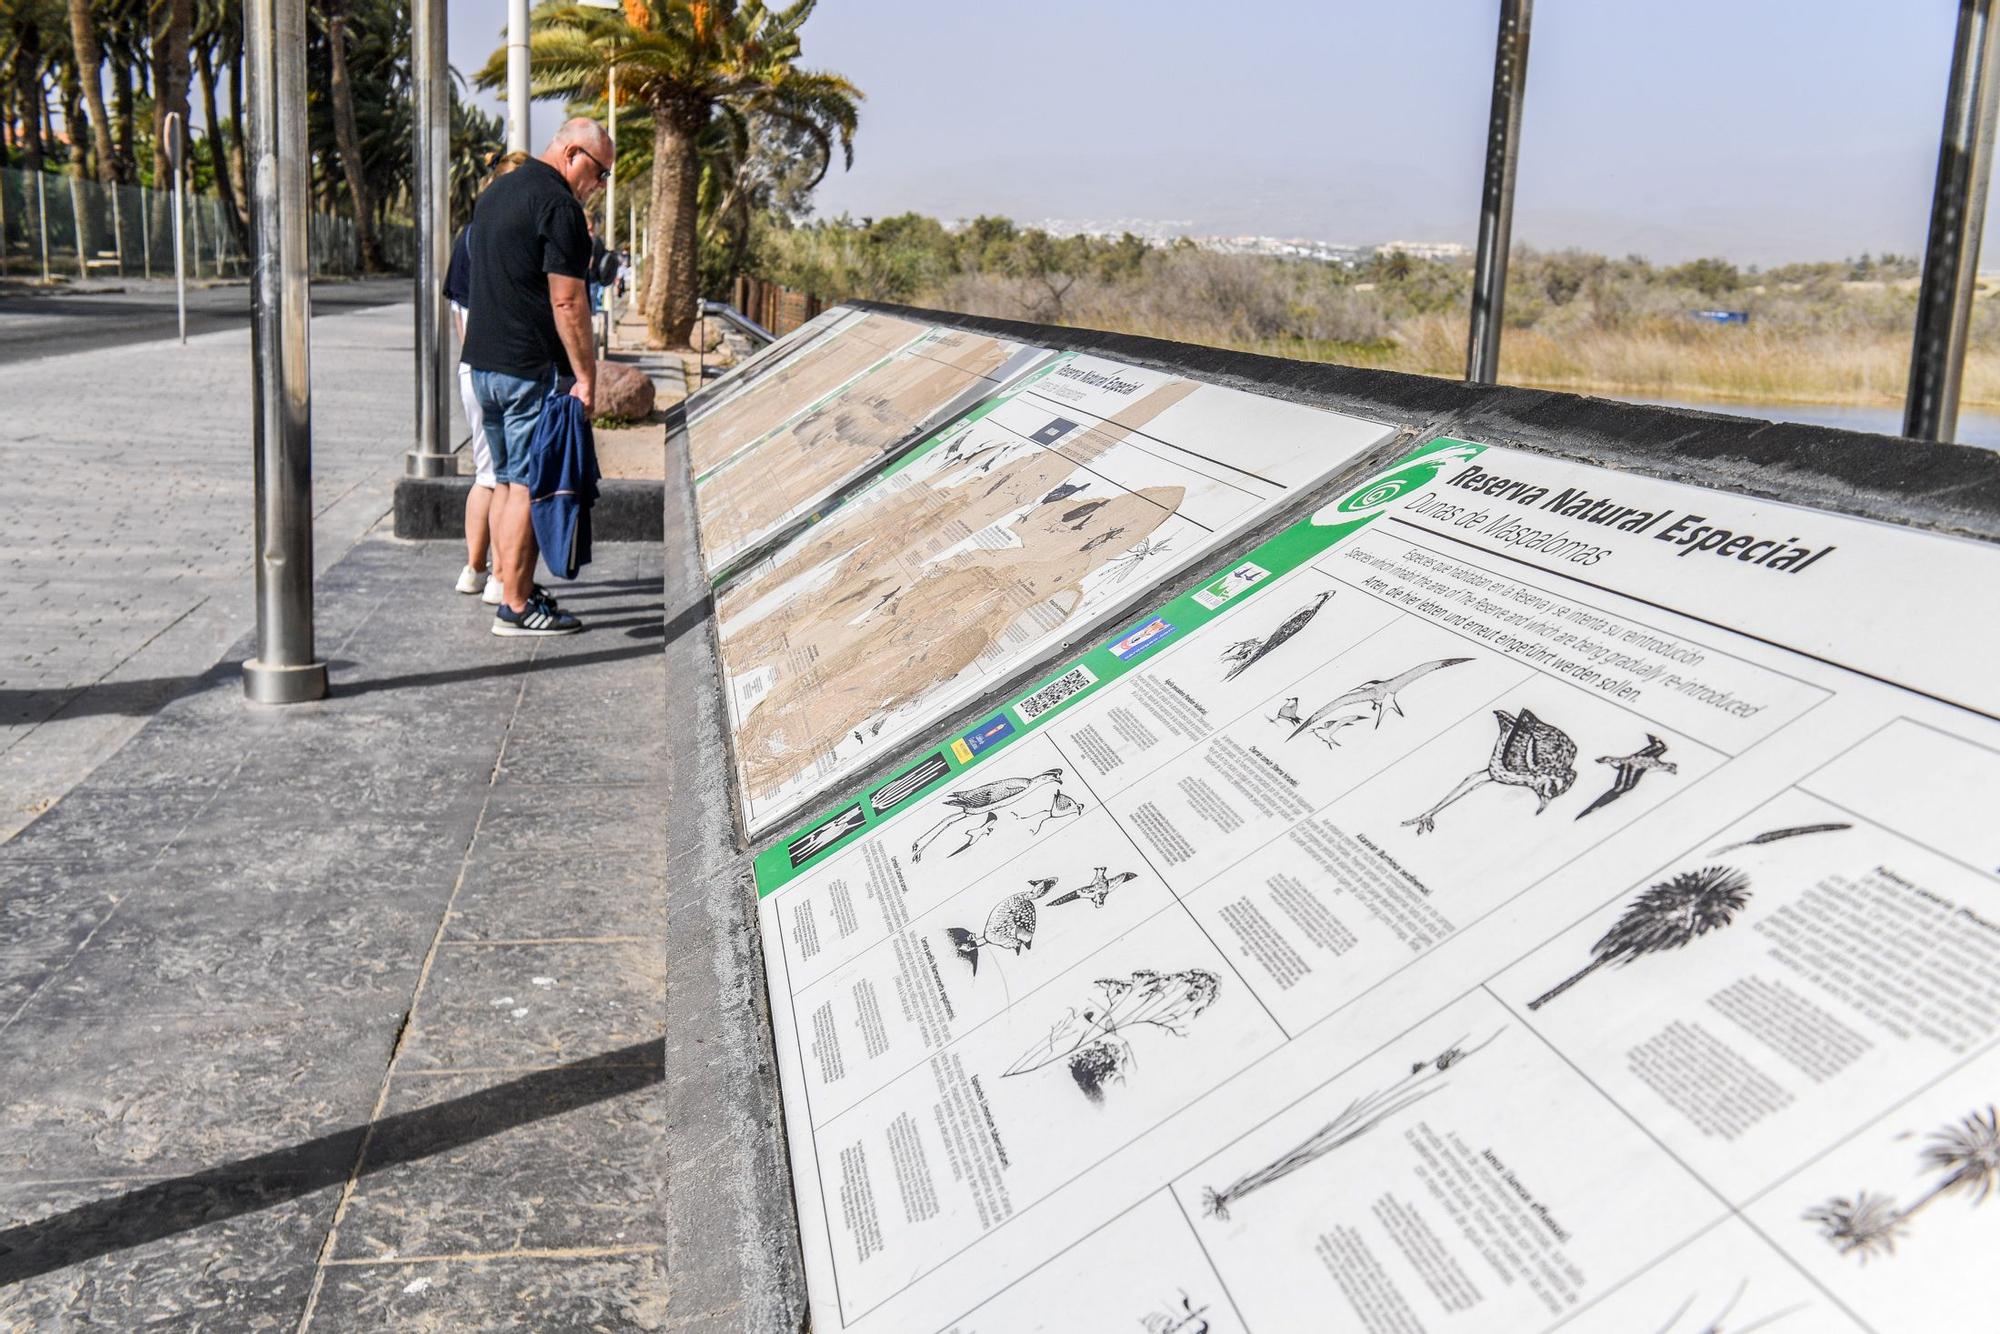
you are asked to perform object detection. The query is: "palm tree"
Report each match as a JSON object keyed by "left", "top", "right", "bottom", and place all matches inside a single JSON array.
[
  {"left": 481, "top": 0, "right": 860, "bottom": 347},
  {"left": 1527, "top": 866, "right": 1751, "bottom": 1011},
  {"left": 316, "top": 0, "right": 384, "bottom": 269},
  {"left": 65, "top": 0, "right": 116, "bottom": 183}
]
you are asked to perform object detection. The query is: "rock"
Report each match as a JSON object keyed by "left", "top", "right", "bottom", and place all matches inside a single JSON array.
[
  {"left": 687, "top": 317, "right": 725, "bottom": 352},
  {"left": 595, "top": 360, "right": 657, "bottom": 423}
]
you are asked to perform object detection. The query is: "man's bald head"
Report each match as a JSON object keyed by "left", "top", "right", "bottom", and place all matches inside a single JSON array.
[{"left": 541, "top": 117, "right": 615, "bottom": 201}]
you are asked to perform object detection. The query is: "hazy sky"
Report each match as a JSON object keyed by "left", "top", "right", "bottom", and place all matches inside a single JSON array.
[{"left": 450, "top": 0, "right": 1998, "bottom": 267}]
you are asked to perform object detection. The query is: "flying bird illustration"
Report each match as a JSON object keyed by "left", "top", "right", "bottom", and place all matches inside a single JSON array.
[
  {"left": 1040, "top": 480, "right": 1090, "bottom": 505},
  {"left": 945, "top": 879, "right": 1059, "bottom": 974},
  {"left": 1401, "top": 707, "right": 1577, "bottom": 835},
  {"left": 1574, "top": 734, "right": 1677, "bottom": 819},
  {"left": 1219, "top": 591, "right": 1334, "bottom": 681},
  {"left": 1016, "top": 787, "right": 1085, "bottom": 835},
  {"left": 1047, "top": 866, "right": 1139, "bottom": 909},
  {"left": 1061, "top": 498, "right": 1109, "bottom": 528},
  {"left": 1270, "top": 697, "right": 1302, "bottom": 727},
  {"left": 910, "top": 769, "right": 1066, "bottom": 861},
  {"left": 946, "top": 812, "right": 999, "bottom": 857},
  {"left": 1287, "top": 657, "right": 1472, "bottom": 748}
]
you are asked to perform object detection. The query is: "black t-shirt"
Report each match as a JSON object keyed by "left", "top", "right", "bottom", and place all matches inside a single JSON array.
[
  {"left": 460, "top": 159, "right": 591, "bottom": 377},
  {"left": 443, "top": 227, "right": 472, "bottom": 308}
]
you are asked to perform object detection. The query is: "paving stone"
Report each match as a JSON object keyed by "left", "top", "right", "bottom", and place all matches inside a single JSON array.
[
  {"left": 331, "top": 1050, "right": 665, "bottom": 1260},
  {"left": 446, "top": 848, "right": 666, "bottom": 944},
  {"left": 0, "top": 1008, "right": 400, "bottom": 1180},
  {"left": 396, "top": 941, "right": 664, "bottom": 1074},
  {"left": 306, "top": 1251, "right": 668, "bottom": 1330},
  {"left": 0, "top": 1176, "right": 342, "bottom": 1330},
  {"left": 0, "top": 858, "right": 133, "bottom": 961},
  {"left": 477, "top": 784, "right": 669, "bottom": 856}
]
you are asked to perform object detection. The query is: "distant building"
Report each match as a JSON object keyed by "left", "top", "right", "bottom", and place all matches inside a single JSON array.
[{"left": 1374, "top": 241, "right": 1471, "bottom": 262}]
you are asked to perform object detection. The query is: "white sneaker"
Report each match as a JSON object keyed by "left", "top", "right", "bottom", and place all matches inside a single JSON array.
[
  {"left": 481, "top": 575, "right": 504, "bottom": 605},
  {"left": 455, "top": 564, "right": 486, "bottom": 595}
]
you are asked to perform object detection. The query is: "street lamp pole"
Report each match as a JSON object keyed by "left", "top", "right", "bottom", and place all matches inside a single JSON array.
[
  {"left": 242, "top": 0, "right": 327, "bottom": 704},
  {"left": 407, "top": 0, "right": 456, "bottom": 476},
  {"left": 507, "top": 0, "right": 532, "bottom": 153},
  {"left": 1906, "top": 0, "right": 2000, "bottom": 443}
]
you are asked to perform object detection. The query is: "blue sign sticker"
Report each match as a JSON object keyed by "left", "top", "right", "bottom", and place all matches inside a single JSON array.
[
  {"left": 1109, "top": 617, "right": 1177, "bottom": 661},
  {"left": 958, "top": 712, "right": 1015, "bottom": 758}
]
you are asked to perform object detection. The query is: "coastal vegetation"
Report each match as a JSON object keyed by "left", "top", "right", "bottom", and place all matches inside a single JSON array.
[{"left": 746, "top": 215, "right": 1998, "bottom": 408}]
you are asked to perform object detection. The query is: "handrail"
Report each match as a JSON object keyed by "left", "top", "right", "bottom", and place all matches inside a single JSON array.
[{"left": 700, "top": 299, "right": 776, "bottom": 347}]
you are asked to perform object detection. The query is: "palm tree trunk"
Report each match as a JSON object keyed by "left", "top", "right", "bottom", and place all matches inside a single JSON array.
[
  {"left": 150, "top": 0, "right": 194, "bottom": 190},
  {"left": 645, "top": 97, "right": 705, "bottom": 348},
  {"left": 112, "top": 58, "right": 135, "bottom": 182},
  {"left": 226, "top": 44, "right": 245, "bottom": 203},
  {"left": 322, "top": 2, "right": 382, "bottom": 272},
  {"left": 67, "top": 0, "right": 118, "bottom": 184},
  {"left": 194, "top": 42, "right": 244, "bottom": 250},
  {"left": 15, "top": 29, "right": 45, "bottom": 175},
  {"left": 1527, "top": 955, "right": 1611, "bottom": 1011}
]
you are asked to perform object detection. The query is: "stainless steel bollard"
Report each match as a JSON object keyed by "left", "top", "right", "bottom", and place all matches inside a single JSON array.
[
  {"left": 1465, "top": 0, "right": 1534, "bottom": 386},
  {"left": 1906, "top": 0, "right": 2000, "bottom": 443},
  {"left": 242, "top": 0, "right": 327, "bottom": 705},
  {"left": 406, "top": 0, "right": 457, "bottom": 478}
]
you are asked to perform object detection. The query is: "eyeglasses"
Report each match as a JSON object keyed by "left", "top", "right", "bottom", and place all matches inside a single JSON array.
[{"left": 571, "top": 145, "right": 612, "bottom": 185}]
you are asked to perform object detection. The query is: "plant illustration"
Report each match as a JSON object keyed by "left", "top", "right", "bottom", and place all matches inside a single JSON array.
[
  {"left": 1806, "top": 1106, "right": 2000, "bottom": 1262},
  {"left": 1653, "top": 1280, "right": 1802, "bottom": 1334},
  {"left": 1001, "top": 968, "right": 1220, "bottom": 1104},
  {"left": 1528, "top": 866, "right": 1749, "bottom": 1011},
  {"left": 1200, "top": 1031, "right": 1501, "bottom": 1218}
]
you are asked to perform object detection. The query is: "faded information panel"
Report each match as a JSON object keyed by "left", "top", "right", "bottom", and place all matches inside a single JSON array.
[
  {"left": 695, "top": 327, "right": 1051, "bottom": 575},
  {"left": 685, "top": 309, "right": 929, "bottom": 477},
  {"left": 717, "top": 352, "right": 1399, "bottom": 837},
  {"left": 750, "top": 438, "right": 2000, "bottom": 1334},
  {"left": 682, "top": 305, "right": 859, "bottom": 420}
]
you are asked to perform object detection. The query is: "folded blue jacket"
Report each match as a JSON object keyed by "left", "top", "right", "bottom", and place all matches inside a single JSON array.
[{"left": 528, "top": 387, "right": 600, "bottom": 580}]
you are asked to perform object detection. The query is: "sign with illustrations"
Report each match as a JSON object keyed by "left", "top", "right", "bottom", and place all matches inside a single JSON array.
[
  {"left": 718, "top": 350, "right": 1398, "bottom": 837},
  {"left": 752, "top": 437, "right": 2000, "bottom": 1333}
]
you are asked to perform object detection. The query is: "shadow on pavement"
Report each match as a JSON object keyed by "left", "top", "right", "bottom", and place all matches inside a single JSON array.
[{"left": 0, "top": 1039, "right": 663, "bottom": 1286}]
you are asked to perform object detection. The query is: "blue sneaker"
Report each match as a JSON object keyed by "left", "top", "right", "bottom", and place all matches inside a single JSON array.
[{"left": 492, "top": 599, "right": 582, "bottom": 637}]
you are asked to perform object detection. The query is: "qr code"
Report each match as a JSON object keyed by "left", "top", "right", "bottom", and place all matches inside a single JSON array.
[{"left": 1015, "top": 665, "right": 1098, "bottom": 721}]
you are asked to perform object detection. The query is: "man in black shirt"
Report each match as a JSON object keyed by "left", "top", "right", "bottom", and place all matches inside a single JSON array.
[{"left": 463, "top": 118, "right": 613, "bottom": 636}]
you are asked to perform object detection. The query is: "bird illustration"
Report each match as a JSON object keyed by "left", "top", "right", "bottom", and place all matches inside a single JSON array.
[
  {"left": 1040, "top": 480, "right": 1089, "bottom": 506},
  {"left": 1047, "top": 866, "right": 1139, "bottom": 909},
  {"left": 945, "top": 879, "right": 1059, "bottom": 974},
  {"left": 1015, "top": 787, "right": 1085, "bottom": 835},
  {"left": 1269, "top": 696, "right": 1301, "bottom": 727},
  {"left": 1220, "top": 592, "right": 1335, "bottom": 681},
  {"left": 1287, "top": 657, "right": 1472, "bottom": 748},
  {"left": 1061, "top": 498, "right": 1110, "bottom": 528},
  {"left": 1574, "top": 734, "right": 1677, "bottom": 819},
  {"left": 909, "top": 768, "right": 1066, "bottom": 861},
  {"left": 1401, "top": 707, "right": 1577, "bottom": 835},
  {"left": 1079, "top": 525, "right": 1127, "bottom": 552},
  {"left": 946, "top": 811, "right": 999, "bottom": 857}
]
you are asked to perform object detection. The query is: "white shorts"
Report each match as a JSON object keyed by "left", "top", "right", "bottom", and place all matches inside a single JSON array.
[{"left": 457, "top": 360, "right": 496, "bottom": 488}]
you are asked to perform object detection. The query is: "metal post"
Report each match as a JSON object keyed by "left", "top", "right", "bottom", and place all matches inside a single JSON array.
[
  {"left": 407, "top": 0, "right": 455, "bottom": 476},
  {"left": 507, "top": 0, "right": 532, "bottom": 153},
  {"left": 111, "top": 181, "right": 124, "bottom": 275},
  {"left": 1465, "top": 0, "right": 1534, "bottom": 385},
  {"left": 0, "top": 172, "right": 10, "bottom": 276},
  {"left": 242, "top": 0, "right": 327, "bottom": 705},
  {"left": 68, "top": 175, "right": 88, "bottom": 278},
  {"left": 1906, "top": 0, "right": 2000, "bottom": 442},
  {"left": 36, "top": 172, "right": 51, "bottom": 283},
  {"left": 167, "top": 112, "right": 187, "bottom": 342},
  {"left": 139, "top": 184, "right": 151, "bottom": 279},
  {"left": 605, "top": 64, "right": 616, "bottom": 255}
]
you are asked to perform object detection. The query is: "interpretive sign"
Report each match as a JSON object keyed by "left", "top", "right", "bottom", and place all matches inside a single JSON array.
[
  {"left": 695, "top": 326, "right": 1050, "bottom": 576},
  {"left": 751, "top": 437, "right": 2000, "bottom": 1333},
  {"left": 715, "top": 351, "right": 1398, "bottom": 837},
  {"left": 684, "top": 304, "right": 859, "bottom": 419},
  {"left": 685, "top": 309, "right": 930, "bottom": 477}
]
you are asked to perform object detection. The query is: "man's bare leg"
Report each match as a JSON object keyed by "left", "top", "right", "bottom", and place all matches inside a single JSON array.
[{"left": 495, "top": 482, "right": 540, "bottom": 611}]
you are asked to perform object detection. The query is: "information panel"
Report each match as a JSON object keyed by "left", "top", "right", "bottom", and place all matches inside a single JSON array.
[
  {"left": 717, "top": 352, "right": 1398, "bottom": 837},
  {"left": 752, "top": 438, "right": 2000, "bottom": 1334},
  {"left": 683, "top": 305, "right": 860, "bottom": 420},
  {"left": 686, "top": 309, "right": 929, "bottom": 477},
  {"left": 695, "top": 327, "right": 1051, "bottom": 575}
]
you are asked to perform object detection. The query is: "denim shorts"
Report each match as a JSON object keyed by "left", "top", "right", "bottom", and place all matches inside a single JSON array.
[{"left": 470, "top": 366, "right": 555, "bottom": 487}]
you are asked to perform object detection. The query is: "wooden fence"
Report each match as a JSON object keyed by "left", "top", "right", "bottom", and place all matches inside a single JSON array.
[{"left": 729, "top": 275, "right": 827, "bottom": 336}]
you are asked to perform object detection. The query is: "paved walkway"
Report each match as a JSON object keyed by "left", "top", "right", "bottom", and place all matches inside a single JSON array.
[
  {"left": 0, "top": 297, "right": 430, "bottom": 845},
  {"left": 0, "top": 537, "right": 673, "bottom": 1326}
]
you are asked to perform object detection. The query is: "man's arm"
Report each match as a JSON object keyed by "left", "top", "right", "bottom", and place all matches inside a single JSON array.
[{"left": 548, "top": 273, "right": 595, "bottom": 413}]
